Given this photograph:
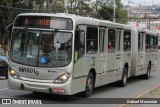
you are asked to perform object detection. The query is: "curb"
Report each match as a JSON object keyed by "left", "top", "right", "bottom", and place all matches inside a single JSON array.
[{"left": 118, "top": 83, "right": 160, "bottom": 107}]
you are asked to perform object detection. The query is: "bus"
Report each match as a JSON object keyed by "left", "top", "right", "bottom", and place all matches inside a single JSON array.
[{"left": 8, "top": 13, "right": 158, "bottom": 97}]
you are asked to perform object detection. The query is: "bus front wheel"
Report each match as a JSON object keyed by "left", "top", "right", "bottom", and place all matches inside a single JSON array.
[{"left": 83, "top": 72, "right": 94, "bottom": 97}]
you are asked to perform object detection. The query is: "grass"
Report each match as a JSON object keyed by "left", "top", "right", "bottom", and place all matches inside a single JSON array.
[{"left": 140, "top": 87, "right": 160, "bottom": 98}]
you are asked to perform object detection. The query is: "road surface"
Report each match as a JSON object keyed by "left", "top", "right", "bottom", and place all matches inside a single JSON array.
[{"left": 0, "top": 50, "right": 160, "bottom": 107}]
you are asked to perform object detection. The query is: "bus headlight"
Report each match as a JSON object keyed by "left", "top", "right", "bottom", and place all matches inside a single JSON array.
[
  {"left": 53, "top": 73, "right": 71, "bottom": 84},
  {"left": 9, "top": 69, "right": 20, "bottom": 79}
]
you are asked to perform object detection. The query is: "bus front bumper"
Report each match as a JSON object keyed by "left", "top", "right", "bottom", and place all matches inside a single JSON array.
[{"left": 8, "top": 74, "right": 73, "bottom": 95}]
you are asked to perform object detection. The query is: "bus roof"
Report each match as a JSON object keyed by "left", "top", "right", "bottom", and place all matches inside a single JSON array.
[
  {"left": 16, "top": 13, "right": 116, "bottom": 27},
  {"left": 16, "top": 13, "right": 158, "bottom": 35}
]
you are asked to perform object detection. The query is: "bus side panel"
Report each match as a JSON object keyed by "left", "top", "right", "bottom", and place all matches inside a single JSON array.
[{"left": 71, "top": 76, "right": 87, "bottom": 95}]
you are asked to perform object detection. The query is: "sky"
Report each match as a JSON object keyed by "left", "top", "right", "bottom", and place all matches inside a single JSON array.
[{"left": 121, "top": 0, "right": 160, "bottom": 6}]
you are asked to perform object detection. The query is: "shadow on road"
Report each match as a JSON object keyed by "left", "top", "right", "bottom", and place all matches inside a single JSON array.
[
  {"left": 91, "top": 76, "right": 155, "bottom": 97},
  {"left": 14, "top": 92, "right": 88, "bottom": 104}
]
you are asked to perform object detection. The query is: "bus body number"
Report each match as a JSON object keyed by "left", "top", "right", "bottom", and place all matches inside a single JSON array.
[{"left": 19, "top": 67, "right": 36, "bottom": 74}]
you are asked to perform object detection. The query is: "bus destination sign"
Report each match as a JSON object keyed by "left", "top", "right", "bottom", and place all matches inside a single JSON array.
[{"left": 14, "top": 16, "right": 73, "bottom": 30}]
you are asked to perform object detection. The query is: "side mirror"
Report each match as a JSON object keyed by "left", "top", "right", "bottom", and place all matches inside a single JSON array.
[{"left": 6, "top": 23, "right": 13, "bottom": 32}]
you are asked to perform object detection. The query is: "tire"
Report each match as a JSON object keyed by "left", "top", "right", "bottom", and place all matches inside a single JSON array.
[
  {"left": 5, "top": 75, "right": 8, "bottom": 79},
  {"left": 117, "top": 67, "right": 128, "bottom": 87},
  {"left": 82, "top": 72, "right": 94, "bottom": 97},
  {"left": 143, "top": 63, "right": 151, "bottom": 79}
]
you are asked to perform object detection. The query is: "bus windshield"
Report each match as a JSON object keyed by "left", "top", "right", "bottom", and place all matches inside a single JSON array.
[{"left": 11, "top": 29, "right": 72, "bottom": 67}]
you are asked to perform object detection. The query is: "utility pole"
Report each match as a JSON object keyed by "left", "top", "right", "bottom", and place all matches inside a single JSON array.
[
  {"left": 128, "top": 0, "right": 130, "bottom": 23},
  {"left": 96, "top": 0, "right": 100, "bottom": 18},
  {"left": 46, "top": 0, "right": 49, "bottom": 12},
  {"left": 64, "top": 0, "right": 68, "bottom": 14},
  {"left": 113, "top": 0, "right": 116, "bottom": 22}
]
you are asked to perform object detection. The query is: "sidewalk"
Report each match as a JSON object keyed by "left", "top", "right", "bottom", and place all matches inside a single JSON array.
[{"left": 123, "top": 86, "right": 160, "bottom": 107}]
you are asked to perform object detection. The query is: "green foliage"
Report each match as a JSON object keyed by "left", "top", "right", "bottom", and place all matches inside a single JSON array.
[
  {"left": 98, "top": 5, "right": 113, "bottom": 21},
  {"left": 0, "top": 0, "right": 12, "bottom": 44},
  {"left": 98, "top": 0, "right": 128, "bottom": 24},
  {"left": 0, "top": 0, "right": 128, "bottom": 47},
  {"left": 116, "top": 9, "right": 128, "bottom": 24}
]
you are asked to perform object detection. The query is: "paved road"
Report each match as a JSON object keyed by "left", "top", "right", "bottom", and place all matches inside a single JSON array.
[{"left": 0, "top": 51, "right": 160, "bottom": 107}]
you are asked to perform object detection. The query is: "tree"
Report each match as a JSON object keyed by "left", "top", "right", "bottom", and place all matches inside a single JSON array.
[
  {"left": 50, "top": 0, "right": 65, "bottom": 13},
  {"left": 0, "top": 0, "right": 12, "bottom": 55},
  {"left": 98, "top": 0, "right": 128, "bottom": 24},
  {"left": 0, "top": 0, "right": 34, "bottom": 53},
  {"left": 98, "top": 5, "right": 113, "bottom": 20},
  {"left": 115, "top": 0, "right": 128, "bottom": 24},
  {"left": 0, "top": 0, "right": 12, "bottom": 44},
  {"left": 116, "top": 9, "right": 128, "bottom": 24},
  {"left": 12, "top": 0, "right": 34, "bottom": 17}
]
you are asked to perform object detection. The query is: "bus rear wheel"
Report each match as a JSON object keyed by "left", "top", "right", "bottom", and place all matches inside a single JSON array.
[
  {"left": 143, "top": 63, "right": 151, "bottom": 79},
  {"left": 117, "top": 67, "right": 128, "bottom": 87},
  {"left": 83, "top": 72, "right": 94, "bottom": 97}
]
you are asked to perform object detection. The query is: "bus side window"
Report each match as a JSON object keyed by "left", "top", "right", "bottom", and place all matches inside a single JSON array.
[
  {"left": 155, "top": 36, "right": 158, "bottom": 51},
  {"left": 86, "top": 27, "right": 98, "bottom": 53},
  {"left": 108, "top": 29, "right": 115, "bottom": 53},
  {"left": 74, "top": 30, "right": 85, "bottom": 62},
  {"left": 123, "top": 30, "right": 131, "bottom": 51},
  {"left": 146, "top": 34, "right": 150, "bottom": 51}
]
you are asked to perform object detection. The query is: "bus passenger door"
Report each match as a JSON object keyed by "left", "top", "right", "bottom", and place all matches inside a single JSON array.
[
  {"left": 115, "top": 29, "right": 123, "bottom": 81},
  {"left": 73, "top": 26, "right": 86, "bottom": 78},
  {"left": 72, "top": 25, "right": 86, "bottom": 94},
  {"left": 97, "top": 28, "right": 105, "bottom": 85},
  {"left": 106, "top": 29, "right": 116, "bottom": 83}
]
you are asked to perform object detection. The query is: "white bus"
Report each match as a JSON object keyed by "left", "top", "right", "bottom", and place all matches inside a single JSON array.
[{"left": 8, "top": 13, "right": 158, "bottom": 97}]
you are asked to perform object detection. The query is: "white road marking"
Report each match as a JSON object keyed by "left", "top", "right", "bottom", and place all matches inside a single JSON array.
[{"left": 0, "top": 88, "right": 9, "bottom": 91}]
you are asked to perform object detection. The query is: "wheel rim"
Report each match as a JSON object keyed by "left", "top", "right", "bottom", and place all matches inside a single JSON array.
[
  {"left": 123, "top": 73, "right": 127, "bottom": 85},
  {"left": 147, "top": 70, "right": 150, "bottom": 76},
  {"left": 147, "top": 64, "right": 151, "bottom": 78}
]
